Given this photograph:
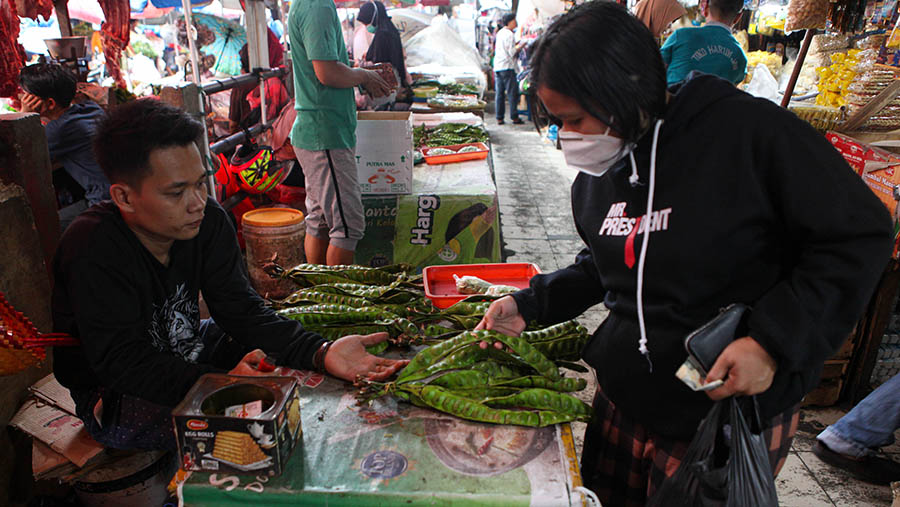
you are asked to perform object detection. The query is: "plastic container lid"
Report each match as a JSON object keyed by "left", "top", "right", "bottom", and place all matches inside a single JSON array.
[{"left": 242, "top": 208, "right": 304, "bottom": 227}]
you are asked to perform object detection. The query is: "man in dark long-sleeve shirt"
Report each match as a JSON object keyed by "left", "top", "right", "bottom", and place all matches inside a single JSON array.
[
  {"left": 52, "top": 99, "right": 406, "bottom": 451},
  {"left": 18, "top": 63, "right": 110, "bottom": 230}
]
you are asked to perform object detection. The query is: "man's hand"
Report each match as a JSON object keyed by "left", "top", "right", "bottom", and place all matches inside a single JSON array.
[
  {"left": 361, "top": 69, "right": 391, "bottom": 98},
  {"left": 705, "top": 337, "right": 777, "bottom": 400},
  {"left": 229, "top": 349, "right": 273, "bottom": 376},
  {"left": 325, "top": 332, "right": 409, "bottom": 382},
  {"left": 19, "top": 93, "right": 45, "bottom": 114}
]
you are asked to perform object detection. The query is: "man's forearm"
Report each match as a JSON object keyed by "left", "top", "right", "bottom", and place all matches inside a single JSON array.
[{"left": 312, "top": 60, "right": 368, "bottom": 89}]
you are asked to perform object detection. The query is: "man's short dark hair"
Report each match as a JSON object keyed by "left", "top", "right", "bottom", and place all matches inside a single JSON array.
[
  {"left": 709, "top": 0, "right": 744, "bottom": 19},
  {"left": 502, "top": 13, "right": 517, "bottom": 27},
  {"left": 18, "top": 63, "right": 77, "bottom": 108},
  {"left": 93, "top": 99, "right": 204, "bottom": 187}
]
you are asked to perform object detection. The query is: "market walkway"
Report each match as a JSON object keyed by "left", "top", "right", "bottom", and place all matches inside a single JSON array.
[{"left": 486, "top": 117, "right": 897, "bottom": 506}]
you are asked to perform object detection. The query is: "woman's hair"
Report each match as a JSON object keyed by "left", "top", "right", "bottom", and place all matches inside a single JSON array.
[
  {"left": 530, "top": 1, "right": 667, "bottom": 144},
  {"left": 93, "top": 98, "right": 204, "bottom": 188}
]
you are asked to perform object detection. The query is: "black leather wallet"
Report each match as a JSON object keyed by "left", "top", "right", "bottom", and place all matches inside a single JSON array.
[{"left": 683, "top": 304, "right": 750, "bottom": 376}]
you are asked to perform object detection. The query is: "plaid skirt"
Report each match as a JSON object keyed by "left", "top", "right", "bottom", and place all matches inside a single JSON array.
[{"left": 581, "top": 389, "right": 799, "bottom": 507}]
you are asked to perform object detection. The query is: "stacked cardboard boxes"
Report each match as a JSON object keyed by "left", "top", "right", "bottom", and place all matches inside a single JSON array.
[{"left": 354, "top": 114, "right": 500, "bottom": 271}]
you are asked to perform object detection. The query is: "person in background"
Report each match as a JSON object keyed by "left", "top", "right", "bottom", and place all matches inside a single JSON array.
[
  {"left": 288, "top": 0, "right": 391, "bottom": 265},
  {"left": 493, "top": 13, "right": 524, "bottom": 125},
  {"left": 814, "top": 373, "right": 900, "bottom": 485},
  {"left": 352, "top": 18, "right": 374, "bottom": 65},
  {"left": 660, "top": 0, "right": 747, "bottom": 86},
  {"left": 357, "top": 1, "right": 409, "bottom": 87},
  {"left": 52, "top": 99, "right": 406, "bottom": 452},
  {"left": 232, "top": 43, "right": 290, "bottom": 131},
  {"left": 476, "top": 2, "right": 892, "bottom": 504},
  {"left": 357, "top": 0, "right": 412, "bottom": 109},
  {"left": 633, "top": 0, "right": 687, "bottom": 40},
  {"left": 228, "top": 28, "right": 285, "bottom": 131},
  {"left": 18, "top": 63, "right": 110, "bottom": 231}
]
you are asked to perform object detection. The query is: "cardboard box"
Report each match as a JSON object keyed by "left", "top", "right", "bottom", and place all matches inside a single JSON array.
[
  {"left": 355, "top": 112, "right": 413, "bottom": 194},
  {"left": 172, "top": 374, "right": 302, "bottom": 476},
  {"left": 827, "top": 132, "right": 900, "bottom": 258},
  {"left": 826, "top": 131, "right": 900, "bottom": 210},
  {"left": 354, "top": 159, "right": 501, "bottom": 270},
  {"left": 356, "top": 195, "right": 398, "bottom": 267}
]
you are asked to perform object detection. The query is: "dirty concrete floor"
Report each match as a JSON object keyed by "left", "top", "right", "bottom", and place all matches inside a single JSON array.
[{"left": 487, "top": 116, "right": 899, "bottom": 505}]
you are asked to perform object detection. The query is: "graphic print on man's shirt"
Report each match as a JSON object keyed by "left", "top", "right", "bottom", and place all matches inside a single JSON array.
[
  {"left": 598, "top": 202, "right": 673, "bottom": 268},
  {"left": 148, "top": 283, "right": 204, "bottom": 362}
]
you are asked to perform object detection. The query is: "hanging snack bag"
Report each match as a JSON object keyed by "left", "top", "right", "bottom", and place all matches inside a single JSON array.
[{"left": 784, "top": 0, "right": 829, "bottom": 32}]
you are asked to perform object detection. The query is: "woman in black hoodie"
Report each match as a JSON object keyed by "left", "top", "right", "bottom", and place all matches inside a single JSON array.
[{"left": 476, "top": 2, "right": 893, "bottom": 505}]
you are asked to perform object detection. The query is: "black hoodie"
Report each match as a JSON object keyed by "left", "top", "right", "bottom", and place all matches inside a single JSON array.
[{"left": 513, "top": 75, "right": 893, "bottom": 439}]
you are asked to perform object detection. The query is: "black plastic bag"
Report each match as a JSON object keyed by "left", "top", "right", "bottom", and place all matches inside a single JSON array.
[{"left": 647, "top": 397, "right": 778, "bottom": 507}]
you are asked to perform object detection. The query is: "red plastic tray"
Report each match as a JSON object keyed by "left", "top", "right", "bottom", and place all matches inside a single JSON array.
[
  {"left": 423, "top": 262, "right": 541, "bottom": 309},
  {"left": 422, "top": 142, "right": 489, "bottom": 165}
]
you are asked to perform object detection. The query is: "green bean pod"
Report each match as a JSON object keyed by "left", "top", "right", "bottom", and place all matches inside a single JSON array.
[
  {"left": 281, "top": 290, "right": 373, "bottom": 308},
  {"left": 482, "top": 332, "right": 561, "bottom": 381},
  {"left": 408, "top": 385, "right": 575, "bottom": 427},
  {"left": 470, "top": 360, "right": 521, "bottom": 379},
  {"left": 427, "top": 369, "right": 489, "bottom": 389},
  {"left": 398, "top": 342, "right": 487, "bottom": 384},
  {"left": 482, "top": 388, "right": 592, "bottom": 420},
  {"left": 441, "top": 301, "right": 491, "bottom": 317},
  {"left": 494, "top": 376, "right": 587, "bottom": 392},
  {"left": 520, "top": 320, "right": 586, "bottom": 342},
  {"left": 396, "top": 330, "right": 491, "bottom": 381},
  {"left": 306, "top": 324, "right": 395, "bottom": 340},
  {"left": 531, "top": 333, "right": 589, "bottom": 361}
]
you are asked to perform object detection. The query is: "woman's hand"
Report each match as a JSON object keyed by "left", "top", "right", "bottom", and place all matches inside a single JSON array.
[
  {"left": 475, "top": 296, "right": 526, "bottom": 336},
  {"left": 704, "top": 337, "right": 777, "bottom": 400},
  {"left": 325, "top": 332, "right": 409, "bottom": 382}
]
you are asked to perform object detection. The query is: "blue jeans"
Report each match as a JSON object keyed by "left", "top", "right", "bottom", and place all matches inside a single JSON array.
[
  {"left": 69, "top": 319, "right": 246, "bottom": 452},
  {"left": 817, "top": 372, "right": 900, "bottom": 458},
  {"left": 495, "top": 69, "right": 520, "bottom": 122}
]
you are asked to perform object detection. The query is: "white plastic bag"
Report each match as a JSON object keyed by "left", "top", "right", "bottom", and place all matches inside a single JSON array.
[{"left": 744, "top": 63, "right": 779, "bottom": 103}]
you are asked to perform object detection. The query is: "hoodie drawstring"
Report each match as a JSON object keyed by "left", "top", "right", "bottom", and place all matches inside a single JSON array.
[
  {"left": 632, "top": 119, "right": 664, "bottom": 372},
  {"left": 628, "top": 152, "right": 639, "bottom": 186}
]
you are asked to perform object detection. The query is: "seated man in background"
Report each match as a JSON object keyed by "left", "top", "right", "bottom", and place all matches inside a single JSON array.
[
  {"left": 52, "top": 99, "right": 406, "bottom": 452},
  {"left": 660, "top": 0, "right": 748, "bottom": 86},
  {"left": 18, "top": 63, "right": 110, "bottom": 230}
]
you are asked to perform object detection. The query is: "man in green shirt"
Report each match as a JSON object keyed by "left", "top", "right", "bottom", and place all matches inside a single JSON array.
[{"left": 289, "top": 0, "right": 390, "bottom": 265}]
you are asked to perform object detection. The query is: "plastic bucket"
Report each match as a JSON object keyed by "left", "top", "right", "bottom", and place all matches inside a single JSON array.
[{"left": 73, "top": 451, "right": 174, "bottom": 507}]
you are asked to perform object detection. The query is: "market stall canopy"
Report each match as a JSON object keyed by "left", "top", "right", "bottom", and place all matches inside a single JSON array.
[
  {"left": 56, "top": 1, "right": 174, "bottom": 24},
  {"left": 129, "top": 0, "right": 177, "bottom": 17}
]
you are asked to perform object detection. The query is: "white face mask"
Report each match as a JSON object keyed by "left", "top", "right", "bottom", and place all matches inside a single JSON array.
[{"left": 559, "top": 128, "right": 634, "bottom": 178}]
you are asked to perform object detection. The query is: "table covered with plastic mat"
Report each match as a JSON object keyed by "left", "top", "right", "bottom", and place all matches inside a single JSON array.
[{"left": 180, "top": 372, "right": 587, "bottom": 506}]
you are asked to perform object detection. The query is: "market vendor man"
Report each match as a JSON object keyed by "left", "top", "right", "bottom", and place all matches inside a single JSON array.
[
  {"left": 52, "top": 99, "right": 407, "bottom": 452},
  {"left": 288, "top": 0, "right": 391, "bottom": 266}
]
